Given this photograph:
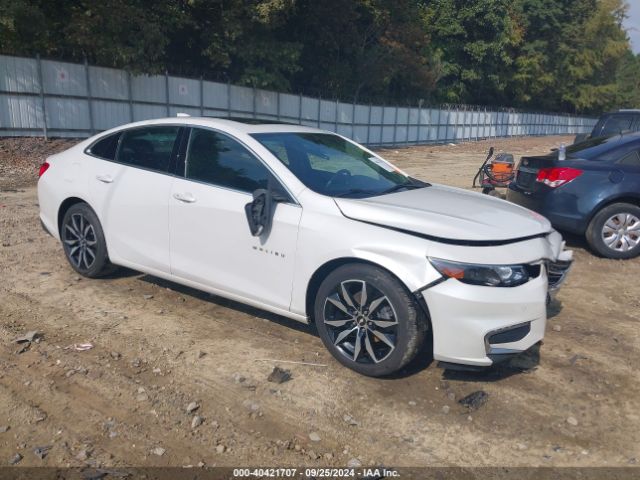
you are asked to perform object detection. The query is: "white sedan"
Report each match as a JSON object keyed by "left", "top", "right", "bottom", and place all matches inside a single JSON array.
[{"left": 37, "top": 116, "right": 572, "bottom": 376}]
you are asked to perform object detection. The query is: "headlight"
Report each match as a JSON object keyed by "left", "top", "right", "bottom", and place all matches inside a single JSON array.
[{"left": 429, "top": 257, "right": 538, "bottom": 287}]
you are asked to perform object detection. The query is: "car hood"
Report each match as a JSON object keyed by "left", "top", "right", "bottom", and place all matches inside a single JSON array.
[{"left": 334, "top": 184, "right": 553, "bottom": 243}]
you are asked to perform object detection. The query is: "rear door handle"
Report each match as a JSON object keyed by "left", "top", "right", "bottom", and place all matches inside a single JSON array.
[
  {"left": 173, "top": 192, "right": 197, "bottom": 203},
  {"left": 96, "top": 174, "right": 114, "bottom": 184}
]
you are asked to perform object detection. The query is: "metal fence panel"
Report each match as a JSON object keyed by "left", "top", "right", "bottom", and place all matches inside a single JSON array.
[
  {"left": 45, "top": 97, "right": 89, "bottom": 130},
  {"left": 369, "top": 125, "right": 382, "bottom": 145},
  {"left": 131, "top": 74, "right": 166, "bottom": 104},
  {"left": 370, "top": 106, "right": 383, "bottom": 124},
  {"left": 0, "top": 56, "right": 39, "bottom": 93},
  {"left": 229, "top": 85, "right": 253, "bottom": 114},
  {"left": 41, "top": 59, "right": 87, "bottom": 96},
  {"left": 169, "top": 76, "right": 200, "bottom": 107},
  {"left": 354, "top": 105, "right": 369, "bottom": 124},
  {"left": 395, "top": 125, "right": 406, "bottom": 144},
  {"left": 353, "top": 125, "right": 368, "bottom": 144},
  {"left": 337, "top": 102, "right": 353, "bottom": 124},
  {"left": 301, "top": 97, "right": 318, "bottom": 121},
  {"left": 465, "top": 113, "right": 471, "bottom": 141},
  {"left": 407, "top": 126, "right": 418, "bottom": 143},
  {"left": 279, "top": 93, "right": 299, "bottom": 120},
  {"left": 203, "top": 108, "right": 228, "bottom": 118},
  {"left": 0, "top": 94, "right": 42, "bottom": 130},
  {"left": 0, "top": 54, "right": 597, "bottom": 144},
  {"left": 133, "top": 104, "right": 167, "bottom": 122},
  {"left": 319, "top": 99, "right": 336, "bottom": 123},
  {"left": 382, "top": 106, "right": 395, "bottom": 125},
  {"left": 203, "top": 81, "right": 227, "bottom": 110},
  {"left": 92, "top": 100, "right": 129, "bottom": 130},
  {"left": 89, "top": 66, "right": 127, "bottom": 100},
  {"left": 169, "top": 106, "right": 201, "bottom": 117},
  {"left": 337, "top": 123, "right": 352, "bottom": 139},
  {"left": 381, "top": 125, "right": 394, "bottom": 144},
  {"left": 256, "top": 89, "right": 278, "bottom": 118},
  {"left": 396, "top": 107, "right": 409, "bottom": 126}
]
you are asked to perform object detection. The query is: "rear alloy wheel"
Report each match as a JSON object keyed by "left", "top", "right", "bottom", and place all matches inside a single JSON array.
[
  {"left": 314, "top": 264, "right": 427, "bottom": 376},
  {"left": 586, "top": 203, "right": 640, "bottom": 259},
  {"left": 61, "top": 203, "right": 115, "bottom": 277}
]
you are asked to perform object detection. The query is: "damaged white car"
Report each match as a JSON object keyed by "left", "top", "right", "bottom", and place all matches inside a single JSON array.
[{"left": 38, "top": 117, "right": 573, "bottom": 376}]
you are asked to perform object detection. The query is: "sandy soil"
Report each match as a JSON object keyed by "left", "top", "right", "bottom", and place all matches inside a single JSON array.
[{"left": 0, "top": 135, "right": 638, "bottom": 469}]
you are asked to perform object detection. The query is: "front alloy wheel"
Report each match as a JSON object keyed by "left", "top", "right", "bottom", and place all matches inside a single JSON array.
[
  {"left": 324, "top": 280, "right": 398, "bottom": 364},
  {"left": 314, "top": 264, "right": 427, "bottom": 377}
]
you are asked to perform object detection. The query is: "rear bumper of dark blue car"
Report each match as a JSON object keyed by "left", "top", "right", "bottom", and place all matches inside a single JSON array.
[{"left": 506, "top": 184, "right": 588, "bottom": 235}]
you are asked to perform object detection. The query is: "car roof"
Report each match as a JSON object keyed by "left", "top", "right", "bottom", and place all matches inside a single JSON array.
[{"left": 106, "top": 116, "right": 326, "bottom": 135}]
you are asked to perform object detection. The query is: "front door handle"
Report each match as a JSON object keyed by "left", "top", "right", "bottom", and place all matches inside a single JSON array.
[
  {"left": 173, "top": 192, "right": 197, "bottom": 203},
  {"left": 96, "top": 174, "right": 114, "bottom": 184}
]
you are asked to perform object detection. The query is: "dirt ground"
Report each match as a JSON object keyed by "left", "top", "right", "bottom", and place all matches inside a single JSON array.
[{"left": 0, "top": 135, "right": 639, "bottom": 470}]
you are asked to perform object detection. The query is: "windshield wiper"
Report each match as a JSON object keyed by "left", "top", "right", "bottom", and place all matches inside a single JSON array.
[
  {"left": 333, "top": 189, "right": 378, "bottom": 198},
  {"left": 333, "top": 178, "right": 429, "bottom": 198},
  {"left": 379, "top": 180, "right": 428, "bottom": 195}
]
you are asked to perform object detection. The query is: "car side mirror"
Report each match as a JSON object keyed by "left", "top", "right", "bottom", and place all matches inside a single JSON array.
[
  {"left": 244, "top": 179, "right": 290, "bottom": 237},
  {"left": 244, "top": 189, "right": 273, "bottom": 237}
]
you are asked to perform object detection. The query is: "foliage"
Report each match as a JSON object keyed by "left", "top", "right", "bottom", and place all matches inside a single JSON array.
[{"left": 0, "top": 0, "right": 636, "bottom": 113}]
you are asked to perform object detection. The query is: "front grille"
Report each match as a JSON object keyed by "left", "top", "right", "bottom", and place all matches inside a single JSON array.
[{"left": 547, "top": 259, "right": 572, "bottom": 291}]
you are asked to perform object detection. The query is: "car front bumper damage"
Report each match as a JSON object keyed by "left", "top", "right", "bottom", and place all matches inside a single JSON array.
[{"left": 420, "top": 248, "right": 573, "bottom": 369}]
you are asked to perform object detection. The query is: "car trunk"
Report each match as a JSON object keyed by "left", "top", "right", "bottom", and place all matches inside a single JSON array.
[{"left": 515, "top": 155, "right": 555, "bottom": 192}]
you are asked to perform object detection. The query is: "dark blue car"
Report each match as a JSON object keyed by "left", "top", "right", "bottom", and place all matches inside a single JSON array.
[{"left": 507, "top": 133, "right": 640, "bottom": 259}]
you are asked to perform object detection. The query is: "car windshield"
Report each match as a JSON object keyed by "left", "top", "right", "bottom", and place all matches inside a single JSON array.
[{"left": 251, "top": 132, "right": 426, "bottom": 198}]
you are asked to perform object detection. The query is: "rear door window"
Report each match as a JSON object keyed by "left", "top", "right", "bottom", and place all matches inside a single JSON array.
[
  {"left": 88, "top": 132, "right": 121, "bottom": 160},
  {"left": 117, "top": 126, "right": 181, "bottom": 173},
  {"left": 617, "top": 150, "right": 640, "bottom": 167}
]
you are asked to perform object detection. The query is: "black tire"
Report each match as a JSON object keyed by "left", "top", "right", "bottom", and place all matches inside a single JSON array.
[
  {"left": 60, "top": 203, "right": 116, "bottom": 277},
  {"left": 586, "top": 202, "right": 640, "bottom": 259},
  {"left": 314, "top": 263, "right": 428, "bottom": 377}
]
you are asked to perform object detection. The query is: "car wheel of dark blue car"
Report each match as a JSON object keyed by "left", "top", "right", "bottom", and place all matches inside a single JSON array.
[{"left": 586, "top": 203, "right": 640, "bottom": 259}]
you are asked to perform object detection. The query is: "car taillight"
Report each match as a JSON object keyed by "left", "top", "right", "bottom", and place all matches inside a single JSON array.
[
  {"left": 38, "top": 162, "right": 50, "bottom": 177},
  {"left": 536, "top": 167, "right": 582, "bottom": 188}
]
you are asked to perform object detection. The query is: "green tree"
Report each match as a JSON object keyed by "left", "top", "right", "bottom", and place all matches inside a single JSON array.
[
  {"left": 0, "top": 0, "right": 180, "bottom": 73},
  {"left": 0, "top": 0, "right": 636, "bottom": 113},
  {"left": 421, "top": 0, "right": 523, "bottom": 105},
  {"left": 615, "top": 50, "right": 640, "bottom": 108},
  {"left": 165, "top": 0, "right": 301, "bottom": 88},
  {"left": 285, "top": 0, "right": 437, "bottom": 102},
  {"left": 555, "top": 0, "right": 630, "bottom": 112}
]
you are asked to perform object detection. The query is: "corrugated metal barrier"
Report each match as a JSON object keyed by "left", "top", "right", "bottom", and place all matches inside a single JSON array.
[{"left": 0, "top": 54, "right": 597, "bottom": 145}]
